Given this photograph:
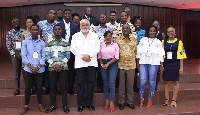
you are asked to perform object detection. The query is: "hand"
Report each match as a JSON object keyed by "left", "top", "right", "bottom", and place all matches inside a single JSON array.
[
  {"left": 136, "top": 63, "right": 140, "bottom": 71},
  {"left": 81, "top": 54, "right": 91, "bottom": 62},
  {"left": 160, "top": 66, "right": 165, "bottom": 74},
  {"left": 31, "top": 67, "right": 39, "bottom": 74},
  {"left": 27, "top": 64, "right": 33, "bottom": 71},
  {"left": 15, "top": 55, "right": 22, "bottom": 60},
  {"left": 179, "top": 68, "right": 183, "bottom": 75},
  {"left": 54, "top": 64, "right": 61, "bottom": 72},
  {"left": 104, "top": 63, "right": 110, "bottom": 69},
  {"left": 101, "top": 64, "right": 107, "bottom": 70}
]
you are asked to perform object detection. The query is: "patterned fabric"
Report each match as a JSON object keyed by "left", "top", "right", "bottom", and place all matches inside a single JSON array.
[
  {"left": 162, "top": 38, "right": 187, "bottom": 59},
  {"left": 106, "top": 21, "right": 118, "bottom": 30},
  {"left": 45, "top": 38, "right": 71, "bottom": 71},
  {"left": 115, "top": 35, "right": 137, "bottom": 70},
  {"left": 112, "top": 23, "right": 136, "bottom": 41},
  {"left": 136, "top": 29, "right": 145, "bottom": 45},
  {"left": 37, "top": 20, "right": 59, "bottom": 43},
  {"left": 6, "top": 28, "right": 25, "bottom": 55},
  {"left": 91, "top": 25, "right": 113, "bottom": 44},
  {"left": 22, "top": 30, "right": 31, "bottom": 39}
]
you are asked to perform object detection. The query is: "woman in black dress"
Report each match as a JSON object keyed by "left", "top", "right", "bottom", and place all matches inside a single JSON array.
[{"left": 162, "top": 26, "right": 187, "bottom": 107}]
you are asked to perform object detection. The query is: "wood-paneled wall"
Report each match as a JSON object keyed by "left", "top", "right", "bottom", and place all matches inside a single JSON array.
[{"left": 0, "top": 2, "right": 200, "bottom": 61}]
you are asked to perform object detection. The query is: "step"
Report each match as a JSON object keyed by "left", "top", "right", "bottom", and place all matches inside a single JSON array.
[
  {"left": 0, "top": 83, "right": 200, "bottom": 108},
  {"left": 1, "top": 74, "right": 199, "bottom": 89},
  {"left": 0, "top": 100, "right": 200, "bottom": 115}
]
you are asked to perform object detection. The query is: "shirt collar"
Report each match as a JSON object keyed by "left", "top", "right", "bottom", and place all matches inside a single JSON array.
[
  {"left": 64, "top": 19, "right": 70, "bottom": 25},
  {"left": 45, "top": 20, "right": 58, "bottom": 25},
  {"left": 28, "top": 36, "right": 42, "bottom": 42}
]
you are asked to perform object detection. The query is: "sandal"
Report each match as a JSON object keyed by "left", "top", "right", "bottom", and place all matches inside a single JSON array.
[
  {"left": 170, "top": 100, "right": 177, "bottom": 107},
  {"left": 163, "top": 99, "right": 169, "bottom": 106}
]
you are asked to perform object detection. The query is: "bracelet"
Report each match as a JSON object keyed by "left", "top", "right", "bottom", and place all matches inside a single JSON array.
[
  {"left": 101, "top": 64, "right": 104, "bottom": 67},
  {"left": 13, "top": 54, "right": 16, "bottom": 57}
]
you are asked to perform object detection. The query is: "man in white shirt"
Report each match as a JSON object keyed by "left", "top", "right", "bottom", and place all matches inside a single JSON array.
[
  {"left": 71, "top": 19, "right": 100, "bottom": 112},
  {"left": 106, "top": 11, "right": 118, "bottom": 29}
]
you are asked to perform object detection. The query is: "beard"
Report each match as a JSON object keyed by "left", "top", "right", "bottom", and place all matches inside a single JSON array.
[{"left": 81, "top": 28, "right": 90, "bottom": 33}]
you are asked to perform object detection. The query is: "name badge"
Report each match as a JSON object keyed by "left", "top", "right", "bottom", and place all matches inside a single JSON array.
[
  {"left": 54, "top": 51, "right": 58, "bottom": 57},
  {"left": 48, "top": 34, "right": 53, "bottom": 42},
  {"left": 65, "top": 34, "right": 69, "bottom": 42},
  {"left": 33, "top": 52, "right": 38, "bottom": 59},
  {"left": 167, "top": 52, "right": 173, "bottom": 59},
  {"left": 16, "top": 42, "right": 21, "bottom": 50}
]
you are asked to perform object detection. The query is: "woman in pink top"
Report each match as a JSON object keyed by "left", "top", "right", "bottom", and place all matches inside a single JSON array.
[{"left": 98, "top": 31, "right": 119, "bottom": 112}]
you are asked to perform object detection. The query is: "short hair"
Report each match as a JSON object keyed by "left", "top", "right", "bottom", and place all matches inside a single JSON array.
[
  {"left": 104, "top": 31, "right": 112, "bottom": 38},
  {"left": 133, "top": 16, "right": 142, "bottom": 24},
  {"left": 165, "top": 25, "right": 176, "bottom": 39},
  {"left": 57, "top": 9, "right": 63, "bottom": 12},
  {"left": 64, "top": 9, "right": 71, "bottom": 13},
  {"left": 110, "top": 11, "right": 116, "bottom": 14},
  {"left": 47, "top": 9, "right": 56, "bottom": 14},
  {"left": 72, "top": 13, "right": 80, "bottom": 20},
  {"left": 80, "top": 19, "right": 90, "bottom": 25},
  {"left": 30, "top": 24, "right": 39, "bottom": 29},
  {"left": 26, "top": 16, "right": 36, "bottom": 24},
  {"left": 147, "top": 25, "right": 158, "bottom": 37},
  {"left": 124, "top": 6, "right": 130, "bottom": 9},
  {"left": 53, "top": 24, "right": 62, "bottom": 29}
]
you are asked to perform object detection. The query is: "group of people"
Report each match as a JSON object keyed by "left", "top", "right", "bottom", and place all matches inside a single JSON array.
[{"left": 5, "top": 6, "right": 187, "bottom": 114}]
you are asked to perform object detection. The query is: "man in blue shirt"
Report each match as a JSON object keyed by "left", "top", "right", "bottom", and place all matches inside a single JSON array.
[
  {"left": 21, "top": 24, "right": 46, "bottom": 114},
  {"left": 37, "top": 9, "right": 59, "bottom": 94}
]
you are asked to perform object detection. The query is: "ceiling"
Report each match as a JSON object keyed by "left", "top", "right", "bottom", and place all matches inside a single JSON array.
[{"left": 0, "top": 0, "right": 200, "bottom": 11}]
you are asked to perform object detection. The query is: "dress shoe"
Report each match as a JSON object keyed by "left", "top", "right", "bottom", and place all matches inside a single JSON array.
[
  {"left": 63, "top": 106, "right": 70, "bottom": 113},
  {"left": 95, "top": 87, "right": 103, "bottom": 93},
  {"left": 86, "top": 105, "right": 95, "bottom": 111},
  {"left": 20, "top": 106, "right": 29, "bottom": 115},
  {"left": 38, "top": 105, "right": 45, "bottom": 112},
  {"left": 119, "top": 103, "right": 125, "bottom": 110},
  {"left": 68, "top": 89, "right": 74, "bottom": 95},
  {"left": 45, "top": 105, "right": 56, "bottom": 113},
  {"left": 13, "top": 90, "right": 20, "bottom": 96},
  {"left": 127, "top": 103, "right": 135, "bottom": 109},
  {"left": 78, "top": 105, "right": 84, "bottom": 112}
]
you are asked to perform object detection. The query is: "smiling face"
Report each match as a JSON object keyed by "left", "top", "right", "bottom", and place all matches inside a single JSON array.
[
  {"left": 63, "top": 10, "right": 71, "bottom": 20},
  {"left": 148, "top": 27, "right": 157, "bottom": 38},
  {"left": 30, "top": 26, "right": 39, "bottom": 37},
  {"left": 120, "top": 12, "right": 127, "bottom": 23},
  {"left": 80, "top": 19, "right": 90, "bottom": 33},
  {"left": 134, "top": 19, "right": 142, "bottom": 31},
  {"left": 167, "top": 27, "right": 175, "bottom": 38},
  {"left": 72, "top": 16, "right": 80, "bottom": 26},
  {"left": 26, "top": 19, "right": 34, "bottom": 29},
  {"left": 104, "top": 32, "right": 112, "bottom": 43}
]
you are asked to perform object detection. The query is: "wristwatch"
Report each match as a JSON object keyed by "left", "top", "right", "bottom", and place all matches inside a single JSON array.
[{"left": 13, "top": 54, "right": 16, "bottom": 57}]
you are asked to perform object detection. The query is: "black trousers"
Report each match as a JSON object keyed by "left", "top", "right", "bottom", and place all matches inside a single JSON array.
[
  {"left": 23, "top": 71, "right": 44, "bottom": 105},
  {"left": 76, "top": 66, "right": 96, "bottom": 106},
  {"left": 49, "top": 70, "right": 68, "bottom": 106},
  {"left": 67, "top": 53, "right": 75, "bottom": 90},
  {"left": 97, "top": 62, "right": 103, "bottom": 89}
]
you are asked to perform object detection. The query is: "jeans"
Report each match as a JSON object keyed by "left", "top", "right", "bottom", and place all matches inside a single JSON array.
[
  {"left": 100, "top": 59, "right": 118, "bottom": 101},
  {"left": 139, "top": 64, "right": 159, "bottom": 98}
]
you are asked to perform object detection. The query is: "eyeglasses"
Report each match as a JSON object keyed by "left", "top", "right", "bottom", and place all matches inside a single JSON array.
[{"left": 167, "top": 31, "right": 174, "bottom": 33}]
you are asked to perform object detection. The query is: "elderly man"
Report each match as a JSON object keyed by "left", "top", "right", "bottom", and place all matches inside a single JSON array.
[
  {"left": 71, "top": 19, "right": 100, "bottom": 112},
  {"left": 115, "top": 24, "right": 137, "bottom": 110}
]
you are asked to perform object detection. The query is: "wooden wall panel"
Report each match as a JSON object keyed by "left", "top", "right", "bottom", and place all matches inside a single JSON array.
[{"left": 0, "top": 2, "right": 200, "bottom": 61}]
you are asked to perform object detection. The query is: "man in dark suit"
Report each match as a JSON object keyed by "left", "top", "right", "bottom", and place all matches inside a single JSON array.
[
  {"left": 80, "top": 7, "right": 98, "bottom": 26},
  {"left": 60, "top": 9, "right": 78, "bottom": 95}
]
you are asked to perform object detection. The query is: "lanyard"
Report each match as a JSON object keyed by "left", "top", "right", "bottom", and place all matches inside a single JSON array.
[{"left": 167, "top": 39, "right": 174, "bottom": 52}]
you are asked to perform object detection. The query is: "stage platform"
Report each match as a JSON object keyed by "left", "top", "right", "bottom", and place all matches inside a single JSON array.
[{"left": 0, "top": 59, "right": 200, "bottom": 115}]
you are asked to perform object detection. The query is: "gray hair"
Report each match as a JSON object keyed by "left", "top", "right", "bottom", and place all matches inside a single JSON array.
[{"left": 80, "top": 19, "right": 90, "bottom": 25}]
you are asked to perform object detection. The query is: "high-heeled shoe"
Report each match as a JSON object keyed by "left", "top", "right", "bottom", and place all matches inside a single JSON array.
[
  {"left": 104, "top": 100, "right": 109, "bottom": 110},
  {"left": 170, "top": 100, "right": 177, "bottom": 107},
  {"left": 139, "top": 98, "right": 144, "bottom": 107},
  {"left": 147, "top": 98, "right": 152, "bottom": 107},
  {"left": 109, "top": 102, "right": 114, "bottom": 112},
  {"left": 163, "top": 99, "right": 169, "bottom": 106}
]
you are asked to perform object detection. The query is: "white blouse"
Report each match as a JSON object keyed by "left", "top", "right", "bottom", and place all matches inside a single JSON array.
[{"left": 136, "top": 37, "right": 164, "bottom": 65}]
